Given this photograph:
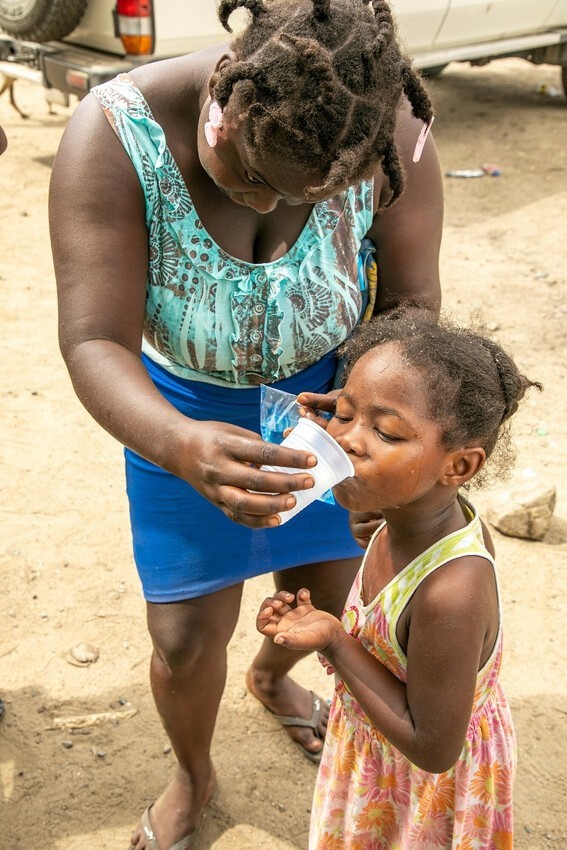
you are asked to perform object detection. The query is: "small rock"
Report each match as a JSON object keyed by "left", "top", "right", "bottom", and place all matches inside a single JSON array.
[
  {"left": 62, "top": 740, "right": 73, "bottom": 749},
  {"left": 66, "top": 642, "right": 100, "bottom": 667},
  {"left": 485, "top": 476, "right": 556, "bottom": 540},
  {"left": 91, "top": 746, "right": 106, "bottom": 758}
]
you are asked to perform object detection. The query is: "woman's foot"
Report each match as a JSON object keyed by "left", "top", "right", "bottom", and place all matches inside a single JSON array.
[
  {"left": 245, "top": 667, "right": 329, "bottom": 761},
  {"left": 129, "top": 764, "right": 216, "bottom": 850}
]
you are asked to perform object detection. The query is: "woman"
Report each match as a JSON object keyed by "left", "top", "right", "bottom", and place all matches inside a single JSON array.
[{"left": 49, "top": 1, "right": 443, "bottom": 848}]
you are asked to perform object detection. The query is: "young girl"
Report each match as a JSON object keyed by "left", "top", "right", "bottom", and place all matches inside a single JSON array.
[{"left": 257, "top": 309, "right": 540, "bottom": 850}]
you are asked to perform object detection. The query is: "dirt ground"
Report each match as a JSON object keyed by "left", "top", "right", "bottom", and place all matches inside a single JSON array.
[{"left": 1, "top": 57, "right": 566, "bottom": 850}]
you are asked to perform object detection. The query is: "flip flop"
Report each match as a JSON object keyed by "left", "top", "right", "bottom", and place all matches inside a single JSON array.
[
  {"left": 270, "top": 690, "right": 329, "bottom": 764},
  {"left": 128, "top": 804, "right": 202, "bottom": 850}
]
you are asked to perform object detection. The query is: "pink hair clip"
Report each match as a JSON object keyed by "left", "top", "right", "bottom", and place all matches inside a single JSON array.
[
  {"left": 204, "top": 100, "right": 224, "bottom": 148},
  {"left": 412, "top": 115, "right": 435, "bottom": 163}
]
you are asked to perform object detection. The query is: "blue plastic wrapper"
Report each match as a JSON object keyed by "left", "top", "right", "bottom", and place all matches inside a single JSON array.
[{"left": 260, "top": 385, "right": 335, "bottom": 505}]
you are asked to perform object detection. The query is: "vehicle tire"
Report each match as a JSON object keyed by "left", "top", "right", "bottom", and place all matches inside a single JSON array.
[
  {"left": 0, "top": 0, "right": 88, "bottom": 42},
  {"left": 421, "top": 64, "right": 448, "bottom": 79}
]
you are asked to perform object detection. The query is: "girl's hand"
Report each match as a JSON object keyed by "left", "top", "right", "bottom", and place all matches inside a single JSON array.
[
  {"left": 349, "top": 510, "right": 384, "bottom": 549},
  {"left": 256, "top": 588, "right": 343, "bottom": 652},
  {"left": 256, "top": 590, "right": 297, "bottom": 634}
]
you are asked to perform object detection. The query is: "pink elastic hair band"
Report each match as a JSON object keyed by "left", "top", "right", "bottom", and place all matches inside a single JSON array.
[
  {"left": 204, "top": 100, "right": 224, "bottom": 148},
  {"left": 413, "top": 116, "right": 435, "bottom": 163}
]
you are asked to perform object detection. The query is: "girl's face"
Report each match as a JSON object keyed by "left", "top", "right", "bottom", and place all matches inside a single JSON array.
[
  {"left": 197, "top": 98, "right": 345, "bottom": 214},
  {"left": 328, "top": 343, "right": 454, "bottom": 513}
]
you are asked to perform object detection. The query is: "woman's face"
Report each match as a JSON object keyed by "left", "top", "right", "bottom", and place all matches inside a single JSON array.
[
  {"left": 197, "top": 98, "right": 345, "bottom": 214},
  {"left": 327, "top": 344, "right": 453, "bottom": 513}
]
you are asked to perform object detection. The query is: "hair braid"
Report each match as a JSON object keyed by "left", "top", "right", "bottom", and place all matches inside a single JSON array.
[
  {"left": 480, "top": 338, "right": 542, "bottom": 424},
  {"left": 213, "top": 60, "right": 267, "bottom": 108},
  {"left": 218, "top": 0, "right": 267, "bottom": 33},
  {"left": 369, "top": 1, "right": 397, "bottom": 45},
  {"left": 401, "top": 61, "right": 434, "bottom": 124},
  {"left": 377, "top": 140, "right": 404, "bottom": 206}
]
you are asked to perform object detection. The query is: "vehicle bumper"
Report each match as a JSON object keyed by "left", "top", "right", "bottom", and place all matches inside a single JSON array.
[{"left": 0, "top": 34, "right": 145, "bottom": 99}]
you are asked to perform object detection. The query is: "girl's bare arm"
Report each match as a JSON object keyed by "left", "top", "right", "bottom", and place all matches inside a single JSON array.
[{"left": 260, "top": 556, "right": 496, "bottom": 773}]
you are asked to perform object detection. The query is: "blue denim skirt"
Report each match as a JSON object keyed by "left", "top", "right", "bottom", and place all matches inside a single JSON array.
[{"left": 125, "top": 353, "right": 362, "bottom": 602}]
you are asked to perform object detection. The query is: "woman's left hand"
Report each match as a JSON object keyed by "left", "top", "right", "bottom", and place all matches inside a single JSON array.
[
  {"left": 296, "top": 389, "right": 340, "bottom": 430},
  {"left": 349, "top": 510, "right": 384, "bottom": 549}
]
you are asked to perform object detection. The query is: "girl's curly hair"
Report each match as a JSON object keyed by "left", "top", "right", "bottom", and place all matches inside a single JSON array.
[{"left": 339, "top": 308, "right": 542, "bottom": 486}]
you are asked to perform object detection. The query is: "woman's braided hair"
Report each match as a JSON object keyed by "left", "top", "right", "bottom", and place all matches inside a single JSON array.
[
  {"left": 339, "top": 308, "right": 543, "bottom": 486},
  {"left": 215, "top": 0, "right": 433, "bottom": 203}
]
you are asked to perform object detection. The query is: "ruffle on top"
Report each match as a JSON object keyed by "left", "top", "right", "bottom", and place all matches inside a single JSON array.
[{"left": 92, "top": 74, "right": 375, "bottom": 386}]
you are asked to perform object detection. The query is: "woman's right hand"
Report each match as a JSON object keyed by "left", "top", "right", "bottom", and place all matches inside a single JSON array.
[{"left": 179, "top": 419, "right": 319, "bottom": 528}]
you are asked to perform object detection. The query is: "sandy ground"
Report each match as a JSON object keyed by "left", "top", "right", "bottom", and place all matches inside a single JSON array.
[{"left": 0, "top": 58, "right": 566, "bottom": 850}]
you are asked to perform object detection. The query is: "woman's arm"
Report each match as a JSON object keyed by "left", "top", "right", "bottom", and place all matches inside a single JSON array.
[
  {"left": 342, "top": 104, "right": 444, "bottom": 544},
  {"left": 50, "top": 95, "right": 317, "bottom": 527},
  {"left": 258, "top": 555, "right": 495, "bottom": 773},
  {"left": 367, "top": 99, "right": 444, "bottom": 315}
]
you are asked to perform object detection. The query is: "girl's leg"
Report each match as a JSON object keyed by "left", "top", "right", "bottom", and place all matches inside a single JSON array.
[
  {"left": 130, "top": 581, "right": 244, "bottom": 850},
  {"left": 246, "top": 557, "right": 361, "bottom": 759}
]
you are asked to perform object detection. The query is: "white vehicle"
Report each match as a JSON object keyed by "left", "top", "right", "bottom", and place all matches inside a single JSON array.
[{"left": 0, "top": 0, "right": 566, "bottom": 108}]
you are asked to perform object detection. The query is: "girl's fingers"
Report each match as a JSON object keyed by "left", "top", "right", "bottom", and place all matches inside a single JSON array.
[
  {"left": 296, "top": 587, "right": 312, "bottom": 605},
  {"left": 275, "top": 590, "right": 295, "bottom": 603},
  {"left": 259, "top": 591, "right": 293, "bottom": 611}
]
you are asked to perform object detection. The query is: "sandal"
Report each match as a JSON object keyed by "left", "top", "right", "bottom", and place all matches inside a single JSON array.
[{"left": 269, "top": 690, "right": 329, "bottom": 764}]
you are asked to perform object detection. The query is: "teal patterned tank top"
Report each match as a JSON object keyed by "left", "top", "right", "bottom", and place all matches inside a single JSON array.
[{"left": 92, "top": 75, "right": 375, "bottom": 387}]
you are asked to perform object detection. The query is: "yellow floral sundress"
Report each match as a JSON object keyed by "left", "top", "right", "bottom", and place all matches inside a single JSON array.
[{"left": 310, "top": 500, "right": 517, "bottom": 849}]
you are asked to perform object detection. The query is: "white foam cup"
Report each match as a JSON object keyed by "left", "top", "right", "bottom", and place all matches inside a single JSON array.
[{"left": 261, "top": 417, "right": 354, "bottom": 524}]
